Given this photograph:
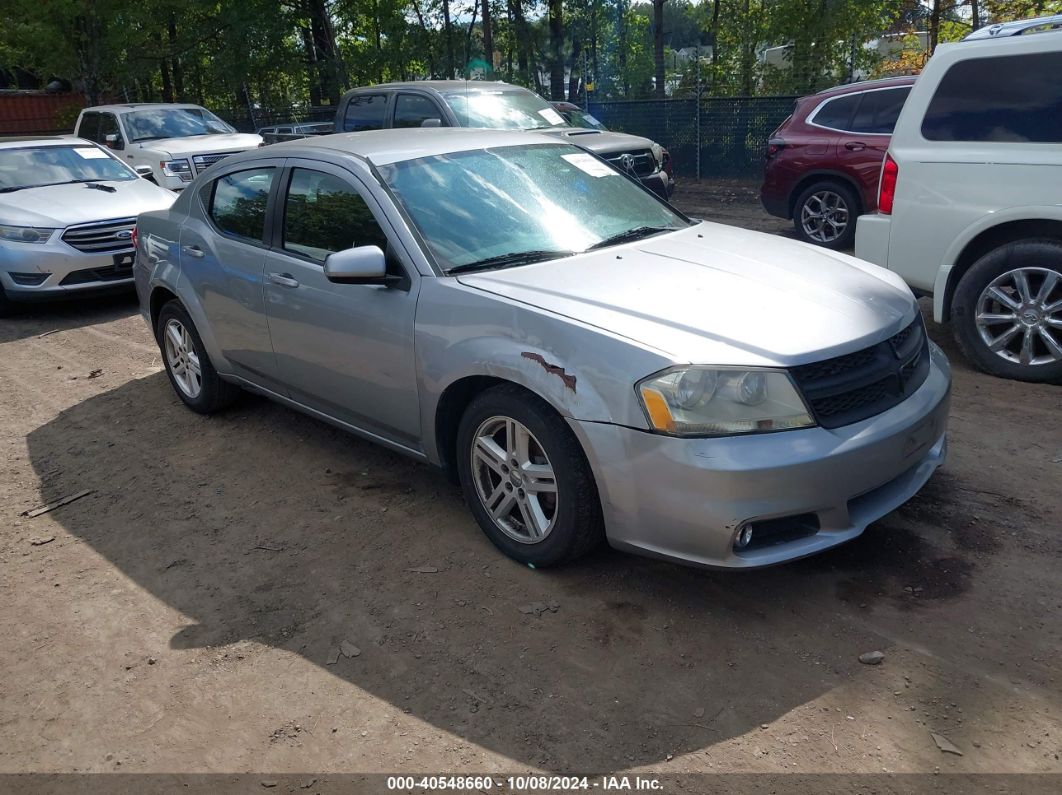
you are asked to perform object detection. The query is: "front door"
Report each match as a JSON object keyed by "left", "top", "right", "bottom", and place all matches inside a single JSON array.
[{"left": 262, "top": 162, "right": 421, "bottom": 449}]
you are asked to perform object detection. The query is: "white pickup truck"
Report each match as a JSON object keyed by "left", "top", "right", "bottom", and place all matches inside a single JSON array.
[{"left": 73, "top": 104, "right": 262, "bottom": 191}]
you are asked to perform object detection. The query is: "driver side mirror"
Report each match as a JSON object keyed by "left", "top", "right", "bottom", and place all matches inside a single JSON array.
[
  {"left": 420, "top": 118, "right": 442, "bottom": 128},
  {"left": 324, "top": 245, "right": 389, "bottom": 285},
  {"left": 105, "top": 133, "right": 124, "bottom": 151},
  {"left": 133, "top": 165, "right": 155, "bottom": 180}
]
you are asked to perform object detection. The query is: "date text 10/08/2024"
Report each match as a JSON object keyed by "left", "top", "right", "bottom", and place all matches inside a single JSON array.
[{"left": 386, "top": 776, "right": 664, "bottom": 791}]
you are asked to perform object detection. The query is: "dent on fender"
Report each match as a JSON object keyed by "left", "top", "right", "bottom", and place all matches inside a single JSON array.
[{"left": 521, "top": 351, "right": 577, "bottom": 393}]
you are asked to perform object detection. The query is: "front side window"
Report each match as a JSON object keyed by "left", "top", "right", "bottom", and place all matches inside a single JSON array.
[
  {"left": 922, "top": 52, "right": 1062, "bottom": 143},
  {"left": 0, "top": 145, "right": 135, "bottom": 192},
  {"left": 343, "top": 94, "right": 388, "bottom": 132},
  {"left": 283, "top": 168, "right": 387, "bottom": 261},
  {"left": 810, "top": 93, "right": 861, "bottom": 131},
  {"left": 394, "top": 94, "right": 442, "bottom": 129},
  {"left": 124, "top": 106, "right": 234, "bottom": 142},
  {"left": 210, "top": 168, "right": 275, "bottom": 242},
  {"left": 849, "top": 87, "right": 910, "bottom": 135},
  {"left": 378, "top": 144, "right": 689, "bottom": 272},
  {"left": 442, "top": 89, "right": 567, "bottom": 130},
  {"left": 78, "top": 112, "right": 102, "bottom": 143},
  {"left": 99, "top": 113, "right": 122, "bottom": 143}
]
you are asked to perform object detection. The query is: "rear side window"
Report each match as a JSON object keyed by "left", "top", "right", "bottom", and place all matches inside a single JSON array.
[
  {"left": 394, "top": 94, "right": 442, "bottom": 128},
  {"left": 282, "top": 168, "right": 388, "bottom": 261},
  {"left": 78, "top": 112, "right": 101, "bottom": 142},
  {"left": 342, "top": 94, "right": 388, "bottom": 132},
  {"left": 810, "top": 94, "right": 861, "bottom": 131},
  {"left": 210, "top": 168, "right": 275, "bottom": 242},
  {"left": 849, "top": 87, "right": 910, "bottom": 134},
  {"left": 922, "top": 52, "right": 1062, "bottom": 143}
]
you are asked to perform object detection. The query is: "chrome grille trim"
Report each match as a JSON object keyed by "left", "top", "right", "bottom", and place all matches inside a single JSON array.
[
  {"left": 605, "top": 149, "right": 658, "bottom": 178},
  {"left": 60, "top": 218, "right": 136, "bottom": 254},
  {"left": 192, "top": 152, "right": 239, "bottom": 173}
]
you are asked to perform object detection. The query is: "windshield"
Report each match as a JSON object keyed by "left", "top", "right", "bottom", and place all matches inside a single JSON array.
[
  {"left": 0, "top": 145, "right": 136, "bottom": 190},
  {"left": 565, "top": 110, "right": 606, "bottom": 130},
  {"left": 124, "top": 107, "right": 234, "bottom": 142},
  {"left": 443, "top": 89, "right": 569, "bottom": 130},
  {"left": 378, "top": 144, "right": 689, "bottom": 272}
]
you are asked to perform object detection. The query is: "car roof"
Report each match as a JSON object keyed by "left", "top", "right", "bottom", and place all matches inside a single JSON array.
[
  {"left": 963, "top": 13, "right": 1062, "bottom": 40},
  {"left": 348, "top": 80, "right": 523, "bottom": 95},
  {"left": 0, "top": 135, "right": 92, "bottom": 149},
  {"left": 259, "top": 127, "right": 564, "bottom": 166},
  {"left": 811, "top": 75, "right": 918, "bottom": 99},
  {"left": 81, "top": 103, "right": 207, "bottom": 113}
]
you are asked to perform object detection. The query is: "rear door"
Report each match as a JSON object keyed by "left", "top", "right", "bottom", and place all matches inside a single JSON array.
[
  {"left": 391, "top": 93, "right": 446, "bottom": 128},
  {"left": 338, "top": 92, "right": 391, "bottom": 133},
  {"left": 178, "top": 159, "right": 286, "bottom": 391},
  {"left": 833, "top": 86, "right": 911, "bottom": 209}
]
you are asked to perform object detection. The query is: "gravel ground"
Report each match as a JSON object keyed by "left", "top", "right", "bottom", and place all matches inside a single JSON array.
[{"left": 1, "top": 181, "right": 1060, "bottom": 786}]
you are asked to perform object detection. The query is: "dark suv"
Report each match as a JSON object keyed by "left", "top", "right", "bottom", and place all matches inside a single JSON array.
[{"left": 760, "top": 76, "right": 916, "bottom": 249}]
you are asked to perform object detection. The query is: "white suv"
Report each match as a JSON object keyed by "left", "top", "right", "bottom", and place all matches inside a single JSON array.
[
  {"left": 856, "top": 15, "right": 1062, "bottom": 383},
  {"left": 73, "top": 104, "right": 262, "bottom": 191}
]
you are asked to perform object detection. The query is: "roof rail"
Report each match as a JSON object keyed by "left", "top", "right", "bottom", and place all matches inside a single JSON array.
[{"left": 963, "top": 14, "right": 1062, "bottom": 40}]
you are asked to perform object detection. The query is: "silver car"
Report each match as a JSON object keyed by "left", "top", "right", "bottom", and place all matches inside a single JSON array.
[
  {"left": 0, "top": 136, "right": 175, "bottom": 315},
  {"left": 134, "top": 129, "right": 950, "bottom": 569}
]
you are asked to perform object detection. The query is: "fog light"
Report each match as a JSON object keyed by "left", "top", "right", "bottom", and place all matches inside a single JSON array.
[{"left": 735, "top": 523, "right": 754, "bottom": 549}]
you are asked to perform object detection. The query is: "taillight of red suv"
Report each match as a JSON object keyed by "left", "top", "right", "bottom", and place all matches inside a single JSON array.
[
  {"left": 766, "top": 137, "right": 786, "bottom": 159},
  {"left": 878, "top": 154, "right": 899, "bottom": 215}
]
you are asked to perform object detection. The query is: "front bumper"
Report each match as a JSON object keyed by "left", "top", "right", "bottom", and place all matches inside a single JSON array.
[
  {"left": 0, "top": 239, "right": 135, "bottom": 301},
  {"left": 572, "top": 343, "right": 951, "bottom": 569}
]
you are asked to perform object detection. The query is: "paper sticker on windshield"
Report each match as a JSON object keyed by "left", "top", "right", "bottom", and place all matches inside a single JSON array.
[
  {"left": 73, "top": 147, "right": 109, "bottom": 159},
  {"left": 562, "top": 153, "right": 616, "bottom": 178},
  {"left": 538, "top": 107, "right": 565, "bottom": 126}
]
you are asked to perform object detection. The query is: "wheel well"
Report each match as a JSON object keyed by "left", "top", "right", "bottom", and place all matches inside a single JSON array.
[
  {"left": 788, "top": 173, "right": 864, "bottom": 219},
  {"left": 149, "top": 286, "right": 179, "bottom": 336},
  {"left": 942, "top": 219, "right": 1062, "bottom": 322}
]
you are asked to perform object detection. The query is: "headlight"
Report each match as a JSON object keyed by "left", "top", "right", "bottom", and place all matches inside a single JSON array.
[
  {"left": 0, "top": 224, "right": 55, "bottom": 244},
  {"left": 650, "top": 142, "right": 664, "bottom": 171},
  {"left": 636, "top": 366, "right": 815, "bottom": 437},
  {"left": 160, "top": 159, "right": 193, "bottom": 181}
]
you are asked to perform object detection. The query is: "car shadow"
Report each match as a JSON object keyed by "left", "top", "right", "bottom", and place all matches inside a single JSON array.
[
  {"left": 0, "top": 292, "right": 140, "bottom": 344},
  {"left": 24, "top": 372, "right": 981, "bottom": 772}
]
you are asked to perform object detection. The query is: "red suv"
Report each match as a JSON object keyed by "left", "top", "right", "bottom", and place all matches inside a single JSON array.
[{"left": 760, "top": 76, "right": 916, "bottom": 249}]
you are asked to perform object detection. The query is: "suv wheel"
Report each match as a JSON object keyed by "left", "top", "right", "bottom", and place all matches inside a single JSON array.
[
  {"left": 456, "top": 385, "right": 603, "bottom": 567},
  {"left": 156, "top": 300, "right": 241, "bottom": 412},
  {"left": 793, "top": 181, "right": 859, "bottom": 250},
  {"left": 952, "top": 238, "right": 1062, "bottom": 383}
]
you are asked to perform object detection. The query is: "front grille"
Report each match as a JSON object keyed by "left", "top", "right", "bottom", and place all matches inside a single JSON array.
[
  {"left": 792, "top": 317, "right": 931, "bottom": 429},
  {"left": 605, "top": 149, "right": 658, "bottom": 178},
  {"left": 192, "top": 152, "right": 238, "bottom": 173},
  {"left": 60, "top": 218, "right": 136, "bottom": 254}
]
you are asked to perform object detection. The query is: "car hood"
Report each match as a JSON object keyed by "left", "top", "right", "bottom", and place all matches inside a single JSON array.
[
  {"left": 0, "top": 178, "right": 176, "bottom": 228},
  {"left": 541, "top": 127, "right": 656, "bottom": 154},
  {"left": 456, "top": 222, "right": 917, "bottom": 367},
  {"left": 130, "top": 133, "right": 263, "bottom": 156}
]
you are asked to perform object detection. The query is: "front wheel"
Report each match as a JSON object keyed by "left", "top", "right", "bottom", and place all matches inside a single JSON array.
[
  {"left": 952, "top": 238, "right": 1062, "bottom": 383},
  {"left": 0, "top": 286, "right": 13, "bottom": 318},
  {"left": 792, "top": 181, "right": 859, "bottom": 250},
  {"left": 456, "top": 385, "right": 603, "bottom": 567}
]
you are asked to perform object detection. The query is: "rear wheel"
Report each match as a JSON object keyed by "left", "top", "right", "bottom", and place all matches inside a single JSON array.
[
  {"left": 456, "top": 385, "right": 603, "bottom": 567},
  {"left": 952, "top": 238, "right": 1062, "bottom": 383},
  {"left": 156, "top": 301, "right": 241, "bottom": 412},
  {"left": 793, "top": 181, "right": 859, "bottom": 250}
]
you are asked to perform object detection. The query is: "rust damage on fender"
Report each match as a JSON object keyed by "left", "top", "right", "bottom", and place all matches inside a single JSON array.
[{"left": 521, "top": 352, "right": 577, "bottom": 393}]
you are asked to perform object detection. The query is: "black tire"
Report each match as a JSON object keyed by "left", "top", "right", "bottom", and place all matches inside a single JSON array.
[
  {"left": 0, "top": 286, "right": 14, "bottom": 318},
  {"left": 155, "top": 300, "right": 241, "bottom": 413},
  {"left": 792, "top": 180, "right": 859, "bottom": 250},
  {"left": 951, "top": 238, "right": 1062, "bottom": 384},
  {"left": 456, "top": 384, "right": 604, "bottom": 567}
]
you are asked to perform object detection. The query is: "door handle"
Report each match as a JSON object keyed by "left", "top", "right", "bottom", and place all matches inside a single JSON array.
[
  {"left": 844, "top": 142, "right": 866, "bottom": 151},
  {"left": 181, "top": 244, "right": 205, "bottom": 258},
  {"left": 268, "top": 272, "right": 300, "bottom": 288}
]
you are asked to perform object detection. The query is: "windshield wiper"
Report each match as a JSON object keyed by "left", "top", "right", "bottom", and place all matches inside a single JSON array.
[
  {"left": 131, "top": 135, "right": 169, "bottom": 142},
  {"left": 447, "top": 249, "right": 575, "bottom": 275},
  {"left": 588, "top": 226, "right": 680, "bottom": 250},
  {"left": 84, "top": 182, "right": 117, "bottom": 193},
  {"left": 0, "top": 178, "right": 116, "bottom": 193}
]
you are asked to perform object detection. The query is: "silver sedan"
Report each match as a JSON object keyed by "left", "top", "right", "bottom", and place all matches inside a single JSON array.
[{"left": 134, "top": 128, "right": 950, "bottom": 569}]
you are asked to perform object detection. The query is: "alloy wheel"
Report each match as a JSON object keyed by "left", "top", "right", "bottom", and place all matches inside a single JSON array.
[
  {"left": 975, "top": 266, "right": 1062, "bottom": 367},
  {"left": 162, "top": 318, "right": 203, "bottom": 398},
  {"left": 800, "top": 190, "right": 849, "bottom": 244},
  {"left": 471, "top": 416, "right": 558, "bottom": 544}
]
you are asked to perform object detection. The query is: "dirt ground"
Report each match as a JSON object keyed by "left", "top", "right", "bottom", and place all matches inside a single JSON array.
[{"left": 1, "top": 181, "right": 1061, "bottom": 788}]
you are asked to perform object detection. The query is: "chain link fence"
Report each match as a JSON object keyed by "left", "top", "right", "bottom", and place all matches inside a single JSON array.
[{"left": 589, "top": 95, "right": 798, "bottom": 181}]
